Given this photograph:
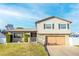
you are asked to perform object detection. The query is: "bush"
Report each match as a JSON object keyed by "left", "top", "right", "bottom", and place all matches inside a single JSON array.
[
  {"left": 6, "top": 32, "right": 11, "bottom": 43},
  {"left": 24, "top": 33, "right": 29, "bottom": 42}
]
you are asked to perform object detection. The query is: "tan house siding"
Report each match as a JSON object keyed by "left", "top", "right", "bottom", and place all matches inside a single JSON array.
[
  {"left": 37, "top": 34, "right": 46, "bottom": 45},
  {"left": 37, "top": 18, "right": 71, "bottom": 34}
]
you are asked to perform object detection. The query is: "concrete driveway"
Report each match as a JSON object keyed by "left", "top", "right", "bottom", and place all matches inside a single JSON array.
[{"left": 47, "top": 46, "right": 79, "bottom": 56}]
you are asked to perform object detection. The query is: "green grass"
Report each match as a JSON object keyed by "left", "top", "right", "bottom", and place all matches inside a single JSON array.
[{"left": 0, "top": 43, "right": 48, "bottom": 56}]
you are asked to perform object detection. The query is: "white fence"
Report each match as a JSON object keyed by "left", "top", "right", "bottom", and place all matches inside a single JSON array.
[{"left": 69, "top": 37, "right": 79, "bottom": 46}]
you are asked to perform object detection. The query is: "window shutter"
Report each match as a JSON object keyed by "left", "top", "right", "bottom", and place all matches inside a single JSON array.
[
  {"left": 59, "top": 24, "right": 60, "bottom": 29},
  {"left": 44, "top": 24, "right": 45, "bottom": 29},
  {"left": 67, "top": 24, "right": 69, "bottom": 29},
  {"left": 52, "top": 24, "right": 54, "bottom": 29}
]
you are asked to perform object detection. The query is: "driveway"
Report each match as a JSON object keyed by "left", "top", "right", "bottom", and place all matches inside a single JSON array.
[{"left": 47, "top": 46, "right": 79, "bottom": 56}]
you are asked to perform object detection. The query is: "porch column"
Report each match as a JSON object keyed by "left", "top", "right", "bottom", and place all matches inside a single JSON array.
[
  {"left": 11, "top": 32, "right": 14, "bottom": 42},
  {"left": 22, "top": 32, "right": 24, "bottom": 42},
  {"left": 28, "top": 33, "right": 31, "bottom": 43}
]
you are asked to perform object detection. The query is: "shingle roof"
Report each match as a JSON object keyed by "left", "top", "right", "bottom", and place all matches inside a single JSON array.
[{"left": 36, "top": 16, "right": 72, "bottom": 23}]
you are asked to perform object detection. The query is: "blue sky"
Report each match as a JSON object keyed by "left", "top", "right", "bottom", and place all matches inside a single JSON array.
[{"left": 0, "top": 3, "right": 79, "bottom": 32}]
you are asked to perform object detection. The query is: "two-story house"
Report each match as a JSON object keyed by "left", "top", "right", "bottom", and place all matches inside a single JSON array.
[
  {"left": 6, "top": 16, "right": 72, "bottom": 46},
  {"left": 36, "top": 16, "right": 72, "bottom": 46}
]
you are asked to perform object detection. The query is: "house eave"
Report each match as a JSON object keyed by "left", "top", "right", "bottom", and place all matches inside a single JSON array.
[
  {"left": 6, "top": 28, "right": 37, "bottom": 32},
  {"left": 35, "top": 16, "right": 72, "bottom": 24}
]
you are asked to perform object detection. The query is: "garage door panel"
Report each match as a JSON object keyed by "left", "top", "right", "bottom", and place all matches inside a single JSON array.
[
  {"left": 47, "top": 37, "right": 56, "bottom": 45},
  {"left": 56, "top": 37, "right": 65, "bottom": 45},
  {"left": 47, "top": 36, "right": 65, "bottom": 45}
]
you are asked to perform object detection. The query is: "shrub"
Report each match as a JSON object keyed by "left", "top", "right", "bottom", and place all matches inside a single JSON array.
[
  {"left": 6, "top": 32, "right": 11, "bottom": 43},
  {"left": 24, "top": 33, "right": 29, "bottom": 42}
]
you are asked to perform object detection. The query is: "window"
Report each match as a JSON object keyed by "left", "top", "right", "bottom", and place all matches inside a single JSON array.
[
  {"left": 44, "top": 24, "right": 51, "bottom": 29},
  {"left": 59, "top": 24, "right": 66, "bottom": 29},
  {"left": 14, "top": 33, "right": 23, "bottom": 38}
]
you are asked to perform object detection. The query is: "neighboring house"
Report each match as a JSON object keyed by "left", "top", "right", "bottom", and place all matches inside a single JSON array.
[
  {"left": 6, "top": 16, "right": 72, "bottom": 46},
  {"left": 36, "top": 16, "right": 72, "bottom": 46},
  {"left": 0, "top": 33, "right": 6, "bottom": 44}
]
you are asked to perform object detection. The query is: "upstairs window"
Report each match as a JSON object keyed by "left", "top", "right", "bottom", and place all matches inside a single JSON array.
[
  {"left": 44, "top": 24, "right": 51, "bottom": 29},
  {"left": 59, "top": 24, "right": 66, "bottom": 29}
]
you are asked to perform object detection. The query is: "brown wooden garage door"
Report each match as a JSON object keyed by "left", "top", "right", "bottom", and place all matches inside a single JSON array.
[{"left": 47, "top": 36, "right": 65, "bottom": 45}]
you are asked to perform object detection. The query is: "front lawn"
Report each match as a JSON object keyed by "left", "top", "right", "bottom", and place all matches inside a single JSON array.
[{"left": 0, "top": 43, "right": 48, "bottom": 56}]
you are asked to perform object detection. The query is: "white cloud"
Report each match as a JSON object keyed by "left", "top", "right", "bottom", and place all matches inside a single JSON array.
[
  {"left": 0, "top": 9, "right": 23, "bottom": 17},
  {"left": 0, "top": 4, "right": 50, "bottom": 21},
  {"left": 0, "top": 4, "right": 51, "bottom": 29}
]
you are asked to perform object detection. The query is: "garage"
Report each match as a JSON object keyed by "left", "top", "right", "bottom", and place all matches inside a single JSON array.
[{"left": 46, "top": 36, "right": 65, "bottom": 45}]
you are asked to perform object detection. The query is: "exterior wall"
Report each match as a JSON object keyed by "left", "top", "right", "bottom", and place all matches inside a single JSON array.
[
  {"left": 65, "top": 35, "right": 70, "bottom": 46},
  {"left": 37, "top": 18, "right": 71, "bottom": 34},
  {"left": 37, "top": 34, "right": 46, "bottom": 45},
  {"left": 37, "top": 34, "right": 70, "bottom": 46}
]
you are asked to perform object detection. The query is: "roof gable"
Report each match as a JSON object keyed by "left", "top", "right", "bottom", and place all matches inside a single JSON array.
[{"left": 36, "top": 16, "right": 72, "bottom": 24}]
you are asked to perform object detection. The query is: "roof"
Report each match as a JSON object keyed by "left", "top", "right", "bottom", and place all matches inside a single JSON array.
[
  {"left": 36, "top": 16, "right": 72, "bottom": 24},
  {"left": 6, "top": 28, "right": 37, "bottom": 32}
]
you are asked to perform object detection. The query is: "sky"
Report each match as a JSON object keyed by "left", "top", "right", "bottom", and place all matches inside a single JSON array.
[{"left": 0, "top": 3, "right": 79, "bottom": 32}]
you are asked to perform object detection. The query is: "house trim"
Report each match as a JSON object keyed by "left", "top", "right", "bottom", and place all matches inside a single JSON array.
[{"left": 35, "top": 16, "right": 72, "bottom": 24}]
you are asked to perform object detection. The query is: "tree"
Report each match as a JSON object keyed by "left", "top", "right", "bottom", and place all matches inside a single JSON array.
[
  {"left": 16, "top": 27, "right": 24, "bottom": 29},
  {"left": 5, "top": 24, "right": 14, "bottom": 30}
]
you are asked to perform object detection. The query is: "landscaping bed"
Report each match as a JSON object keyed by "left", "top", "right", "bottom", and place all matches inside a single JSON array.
[{"left": 0, "top": 43, "right": 48, "bottom": 56}]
